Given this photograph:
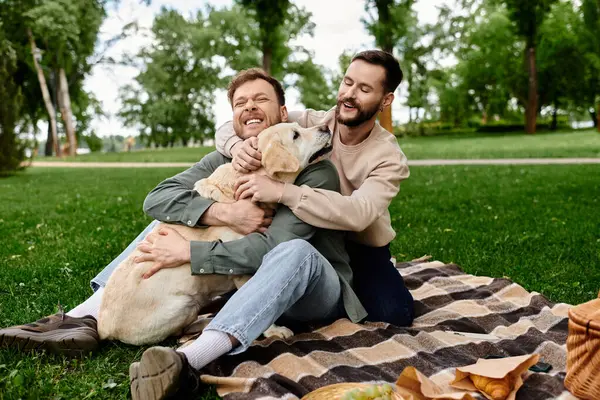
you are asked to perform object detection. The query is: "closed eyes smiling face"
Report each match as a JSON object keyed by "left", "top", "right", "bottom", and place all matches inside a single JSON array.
[{"left": 232, "top": 79, "right": 285, "bottom": 139}]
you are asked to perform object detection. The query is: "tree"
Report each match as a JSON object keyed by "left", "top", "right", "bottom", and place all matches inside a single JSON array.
[
  {"left": 503, "top": 0, "right": 558, "bottom": 133},
  {"left": 26, "top": 28, "right": 61, "bottom": 156},
  {"left": 0, "top": 0, "right": 107, "bottom": 157},
  {"left": 216, "top": 1, "right": 316, "bottom": 80},
  {"left": 453, "top": 8, "right": 521, "bottom": 123},
  {"left": 0, "top": 25, "right": 26, "bottom": 176},
  {"left": 119, "top": 8, "right": 221, "bottom": 147},
  {"left": 579, "top": 0, "right": 600, "bottom": 130},
  {"left": 431, "top": 69, "right": 471, "bottom": 127},
  {"left": 537, "top": 1, "right": 586, "bottom": 129},
  {"left": 25, "top": 0, "right": 106, "bottom": 155},
  {"left": 363, "top": 0, "right": 415, "bottom": 132},
  {"left": 236, "top": 0, "right": 291, "bottom": 76},
  {"left": 287, "top": 57, "right": 337, "bottom": 111}
]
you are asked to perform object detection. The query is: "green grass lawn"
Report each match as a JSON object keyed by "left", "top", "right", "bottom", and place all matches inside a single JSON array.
[
  {"left": 398, "top": 128, "right": 600, "bottom": 159},
  {"left": 1, "top": 165, "right": 599, "bottom": 398},
  {"left": 37, "top": 129, "right": 600, "bottom": 163}
]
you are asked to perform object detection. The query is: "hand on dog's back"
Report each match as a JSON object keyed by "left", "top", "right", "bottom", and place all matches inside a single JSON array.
[{"left": 219, "top": 199, "right": 274, "bottom": 235}]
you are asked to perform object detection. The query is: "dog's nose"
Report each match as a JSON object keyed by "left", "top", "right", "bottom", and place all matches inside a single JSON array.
[{"left": 318, "top": 125, "right": 331, "bottom": 134}]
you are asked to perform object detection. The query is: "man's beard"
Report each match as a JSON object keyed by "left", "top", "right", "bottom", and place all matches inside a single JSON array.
[{"left": 335, "top": 98, "right": 380, "bottom": 127}]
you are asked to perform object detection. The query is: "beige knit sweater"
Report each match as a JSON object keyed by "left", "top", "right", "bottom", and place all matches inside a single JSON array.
[{"left": 215, "top": 108, "right": 410, "bottom": 247}]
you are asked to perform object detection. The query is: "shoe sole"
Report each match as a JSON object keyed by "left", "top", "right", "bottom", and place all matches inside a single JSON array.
[
  {"left": 130, "top": 347, "right": 182, "bottom": 400},
  {"left": 0, "top": 327, "right": 99, "bottom": 358}
]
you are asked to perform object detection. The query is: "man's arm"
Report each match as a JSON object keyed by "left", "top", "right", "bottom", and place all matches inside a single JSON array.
[
  {"left": 279, "top": 148, "right": 409, "bottom": 232},
  {"left": 143, "top": 152, "right": 227, "bottom": 227},
  {"left": 214, "top": 109, "right": 330, "bottom": 158},
  {"left": 189, "top": 160, "right": 340, "bottom": 275}
]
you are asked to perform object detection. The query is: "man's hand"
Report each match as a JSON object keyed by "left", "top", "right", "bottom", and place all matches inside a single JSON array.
[
  {"left": 219, "top": 199, "right": 274, "bottom": 235},
  {"left": 135, "top": 227, "right": 191, "bottom": 279},
  {"left": 234, "top": 174, "right": 285, "bottom": 204},
  {"left": 231, "top": 137, "right": 262, "bottom": 173}
]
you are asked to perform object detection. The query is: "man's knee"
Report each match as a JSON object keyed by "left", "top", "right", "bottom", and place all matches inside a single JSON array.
[
  {"left": 265, "top": 239, "right": 317, "bottom": 262},
  {"left": 263, "top": 239, "right": 322, "bottom": 274}
]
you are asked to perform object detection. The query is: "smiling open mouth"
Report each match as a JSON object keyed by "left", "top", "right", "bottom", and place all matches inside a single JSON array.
[
  {"left": 309, "top": 144, "right": 333, "bottom": 163},
  {"left": 245, "top": 118, "right": 263, "bottom": 125}
]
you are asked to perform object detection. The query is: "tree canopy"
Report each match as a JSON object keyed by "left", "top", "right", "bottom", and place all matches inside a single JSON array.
[{"left": 1, "top": 0, "right": 598, "bottom": 170}]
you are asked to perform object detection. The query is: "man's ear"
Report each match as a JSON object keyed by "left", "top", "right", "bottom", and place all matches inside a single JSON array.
[
  {"left": 261, "top": 140, "right": 300, "bottom": 178},
  {"left": 280, "top": 105, "right": 288, "bottom": 122},
  {"left": 382, "top": 93, "right": 394, "bottom": 109}
]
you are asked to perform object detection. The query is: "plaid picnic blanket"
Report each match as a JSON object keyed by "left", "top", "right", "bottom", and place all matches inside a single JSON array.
[{"left": 200, "top": 260, "right": 575, "bottom": 400}]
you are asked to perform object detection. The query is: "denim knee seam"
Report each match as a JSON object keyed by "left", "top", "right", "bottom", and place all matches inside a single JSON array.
[
  {"left": 234, "top": 251, "right": 314, "bottom": 344},
  {"left": 207, "top": 250, "right": 318, "bottom": 353}
]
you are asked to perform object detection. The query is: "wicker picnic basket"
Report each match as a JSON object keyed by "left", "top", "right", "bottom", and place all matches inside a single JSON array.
[
  {"left": 564, "top": 293, "right": 600, "bottom": 399},
  {"left": 301, "top": 383, "right": 404, "bottom": 400}
]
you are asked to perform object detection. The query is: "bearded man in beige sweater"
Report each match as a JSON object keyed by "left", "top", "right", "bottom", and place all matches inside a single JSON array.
[{"left": 216, "top": 49, "right": 414, "bottom": 327}]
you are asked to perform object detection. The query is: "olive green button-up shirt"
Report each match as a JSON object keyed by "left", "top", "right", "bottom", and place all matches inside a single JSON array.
[{"left": 142, "top": 151, "right": 367, "bottom": 323}]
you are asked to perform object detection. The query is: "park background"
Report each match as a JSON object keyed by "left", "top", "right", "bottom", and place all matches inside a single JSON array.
[{"left": 0, "top": 0, "right": 599, "bottom": 398}]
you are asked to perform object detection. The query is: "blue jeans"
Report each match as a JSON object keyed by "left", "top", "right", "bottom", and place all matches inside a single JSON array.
[
  {"left": 347, "top": 242, "right": 414, "bottom": 326},
  {"left": 206, "top": 239, "right": 344, "bottom": 353},
  {"left": 92, "top": 223, "right": 345, "bottom": 353}
]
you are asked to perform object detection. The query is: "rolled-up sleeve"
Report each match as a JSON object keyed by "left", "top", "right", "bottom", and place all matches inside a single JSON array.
[{"left": 143, "top": 152, "right": 228, "bottom": 227}]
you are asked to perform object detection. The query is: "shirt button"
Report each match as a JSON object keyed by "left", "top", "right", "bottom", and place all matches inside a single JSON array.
[
  {"left": 166, "top": 216, "right": 170, "bottom": 221},
  {"left": 229, "top": 269, "right": 233, "bottom": 273},
  {"left": 187, "top": 220, "right": 192, "bottom": 226},
  {"left": 199, "top": 268, "right": 205, "bottom": 273}
]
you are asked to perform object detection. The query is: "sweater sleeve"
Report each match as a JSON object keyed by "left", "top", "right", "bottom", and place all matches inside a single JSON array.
[
  {"left": 214, "top": 109, "right": 332, "bottom": 157},
  {"left": 279, "top": 147, "right": 409, "bottom": 232},
  {"left": 214, "top": 121, "right": 242, "bottom": 158}
]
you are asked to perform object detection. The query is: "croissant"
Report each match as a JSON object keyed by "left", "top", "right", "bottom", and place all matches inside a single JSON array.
[{"left": 469, "top": 374, "right": 512, "bottom": 400}]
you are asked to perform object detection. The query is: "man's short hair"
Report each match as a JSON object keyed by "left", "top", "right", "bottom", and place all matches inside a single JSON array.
[
  {"left": 352, "top": 50, "right": 403, "bottom": 93},
  {"left": 227, "top": 68, "right": 286, "bottom": 106}
]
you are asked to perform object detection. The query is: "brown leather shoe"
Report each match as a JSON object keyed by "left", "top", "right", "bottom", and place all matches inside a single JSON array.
[
  {"left": 0, "top": 313, "right": 99, "bottom": 358},
  {"left": 129, "top": 347, "right": 203, "bottom": 400}
]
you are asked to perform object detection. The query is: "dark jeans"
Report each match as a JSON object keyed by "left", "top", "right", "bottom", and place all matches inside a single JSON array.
[{"left": 347, "top": 242, "right": 414, "bottom": 326}]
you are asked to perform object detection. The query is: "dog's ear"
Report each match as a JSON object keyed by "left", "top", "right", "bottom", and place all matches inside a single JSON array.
[{"left": 262, "top": 141, "right": 300, "bottom": 179}]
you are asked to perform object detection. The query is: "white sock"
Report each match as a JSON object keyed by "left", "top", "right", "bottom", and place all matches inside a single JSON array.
[
  {"left": 66, "top": 287, "right": 104, "bottom": 319},
  {"left": 178, "top": 330, "right": 233, "bottom": 370}
]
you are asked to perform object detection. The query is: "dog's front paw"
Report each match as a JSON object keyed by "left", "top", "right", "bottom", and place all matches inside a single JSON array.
[
  {"left": 194, "top": 179, "right": 235, "bottom": 203},
  {"left": 263, "top": 324, "right": 294, "bottom": 339}
]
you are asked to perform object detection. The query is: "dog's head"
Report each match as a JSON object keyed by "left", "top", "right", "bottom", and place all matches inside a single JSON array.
[{"left": 257, "top": 122, "right": 333, "bottom": 181}]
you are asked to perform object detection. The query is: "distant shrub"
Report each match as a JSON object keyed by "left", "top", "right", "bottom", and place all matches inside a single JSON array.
[
  {"left": 477, "top": 117, "right": 570, "bottom": 133},
  {"left": 84, "top": 133, "right": 104, "bottom": 152}
]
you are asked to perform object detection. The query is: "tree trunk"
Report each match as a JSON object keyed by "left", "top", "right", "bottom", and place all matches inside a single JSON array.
[
  {"left": 597, "top": 101, "right": 600, "bottom": 132},
  {"left": 262, "top": 45, "right": 272, "bottom": 75},
  {"left": 378, "top": 45, "right": 394, "bottom": 134},
  {"left": 27, "top": 29, "right": 61, "bottom": 157},
  {"left": 378, "top": 106, "right": 393, "bottom": 133},
  {"left": 58, "top": 68, "right": 77, "bottom": 155},
  {"left": 525, "top": 47, "right": 537, "bottom": 134},
  {"left": 28, "top": 29, "right": 61, "bottom": 157},
  {"left": 45, "top": 122, "right": 53, "bottom": 156},
  {"left": 550, "top": 104, "right": 558, "bottom": 131}
]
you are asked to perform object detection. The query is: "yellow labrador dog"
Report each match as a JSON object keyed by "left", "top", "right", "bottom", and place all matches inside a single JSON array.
[{"left": 97, "top": 123, "right": 332, "bottom": 345}]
